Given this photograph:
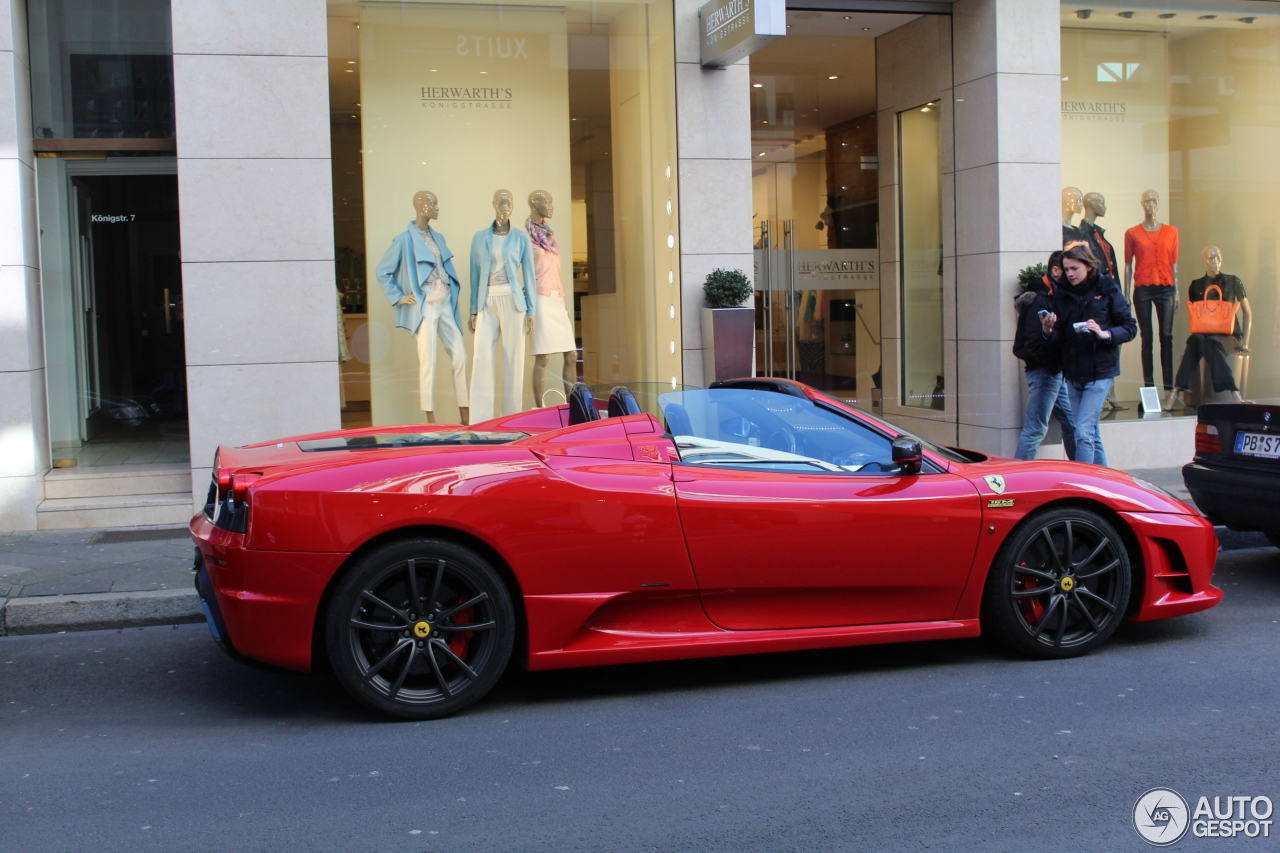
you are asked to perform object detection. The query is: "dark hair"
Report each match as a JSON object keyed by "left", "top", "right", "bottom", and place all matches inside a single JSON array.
[
  {"left": 1062, "top": 243, "right": 1100, "bottom": 270},
  {"left": 1047, "top": 250, "right": 1064, "bottom": 271}
]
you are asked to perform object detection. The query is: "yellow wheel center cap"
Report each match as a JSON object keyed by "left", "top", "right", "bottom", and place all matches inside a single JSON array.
[
  {"left": 1060, "top": 576, "right": 1075, "bottom": 592},
  {"left": 413, "top": 621, "right": 431, "bottom": 639}
]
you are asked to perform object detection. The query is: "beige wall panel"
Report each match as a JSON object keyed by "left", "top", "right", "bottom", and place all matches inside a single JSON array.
[
  {"left": 956, "top": 338, "right": 1023, "bottom": 430},
  {"left": 954, "top": 74, "right": 998, "bottom": 173},
  {"left": 183, "top": 261, "right": 340, "bottom": 367},
  {"left": 675, "top": 63, "right": 752, "bottom": 161},
  {"left": 995, "top": 73, "right": 1061, "bottom": 165},
  {"left": 953, "top": 0, "right": 1059, "bottom": 85},
  {"left": 177, "top": 157, "right": 334, "bottom": 264},
  {"left": 0, "top": 368, "right": 48, "bottom": 477},
  {"left": 0, "top": 264, "right": 42, "bottom": 372},
  {"left": 677, "top": 158, "right": 753, "bottom": 256},
  {"left": 172, "top": 0, "right": 327, "bottom": 56},
  {"left": 956, "top": 250, "right": 1046, "bottom": 343},
  {"left": 0, "top": 473, "right": 41, "bottom": 531},
  {"left": 0, "top": 157, "right": 36, "bottom": 266},
  {"left": 174, "top": 54, "right": 332, "bottom": 160},
  {"left": 187, "top": 360, "right": 341, "bottom": 468}
]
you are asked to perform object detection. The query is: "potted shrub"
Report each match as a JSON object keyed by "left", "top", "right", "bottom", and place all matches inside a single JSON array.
[{"left": 700, "top": 268, "right": 755, "bottom": 383}]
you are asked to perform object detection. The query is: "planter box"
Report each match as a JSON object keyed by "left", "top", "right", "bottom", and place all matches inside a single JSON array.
[{"left": 701, "top": 307, "right": 755, "bottom": 384}]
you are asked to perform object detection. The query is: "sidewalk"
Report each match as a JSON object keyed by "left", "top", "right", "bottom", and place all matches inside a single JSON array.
[
  {"left": 0, "top": 525, "right": 201, "bottom": 636},
  {"left": 0, "top": 466, "right": 1270, "bottom": 637}
]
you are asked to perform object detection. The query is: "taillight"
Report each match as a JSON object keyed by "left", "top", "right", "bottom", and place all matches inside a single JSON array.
[
  {"left": 229, "top": 472, "right": 261, "bottom": 504},
  {"left": 1195, "top": 423, "right": 1220, "bottom": 455}
]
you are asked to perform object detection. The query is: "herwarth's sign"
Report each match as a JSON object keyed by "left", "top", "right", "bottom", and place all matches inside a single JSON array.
[{"left": 700, "top": 0, "right": 785, "bottom": 68}]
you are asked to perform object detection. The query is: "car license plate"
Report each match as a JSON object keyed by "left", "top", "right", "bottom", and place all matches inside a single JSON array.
[{"left": 1234, "top": 431, "right": 1280, "bottom": 459}]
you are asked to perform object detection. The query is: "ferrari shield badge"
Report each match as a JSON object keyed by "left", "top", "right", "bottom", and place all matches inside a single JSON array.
[{"left": 983, "top": 474, "right": 1006, "bottom": 495}]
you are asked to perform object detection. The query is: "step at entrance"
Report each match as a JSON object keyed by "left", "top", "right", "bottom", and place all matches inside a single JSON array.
[{"left": 39, "top": 464, "right": 194, "bottom": 530}]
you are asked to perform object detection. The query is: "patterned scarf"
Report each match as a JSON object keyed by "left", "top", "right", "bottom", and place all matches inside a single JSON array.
[{"left": 526, "top": 217, "right": 559, "bottom": 255}]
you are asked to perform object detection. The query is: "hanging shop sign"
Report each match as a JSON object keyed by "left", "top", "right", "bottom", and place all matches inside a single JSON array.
[{"left": 700, "top": 0, "right": 785, "bottom": 69}]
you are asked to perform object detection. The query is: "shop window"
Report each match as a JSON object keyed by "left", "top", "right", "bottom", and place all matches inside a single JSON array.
[
  {"left": 1061, "top": 2, "right": 1278, "bottom": 411},
  {"left": 898, "top": 101, "right": 944, "bottom": 410},
  {"left": 328, "top": 0, "right": 679, "bottom": 429},
  {"left": 28, "top": 0, "right": 175, "bottom": 141}
]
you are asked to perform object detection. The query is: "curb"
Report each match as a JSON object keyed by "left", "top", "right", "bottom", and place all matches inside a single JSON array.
[{"left": 0, "top": 588, "right": 204, "bottom": 636}]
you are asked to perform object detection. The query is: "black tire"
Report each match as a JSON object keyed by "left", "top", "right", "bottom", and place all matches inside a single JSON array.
[
  {"left": 981, "top": 507, "right": 1131, "bottom": 659},
  {"left": 1266, "top": 531, "right": 1280, "bottom": 550},
  {"left": 325, "top": 538, "right": 515, "bottom": 720}
]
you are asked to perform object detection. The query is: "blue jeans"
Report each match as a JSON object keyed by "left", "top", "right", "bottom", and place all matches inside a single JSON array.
[
  {"left": 1015, "top": 368, "right": 1077, "bottom": 461},
  {"left": 1067, "top": 378, "right": 1113, "bottom": 466}
]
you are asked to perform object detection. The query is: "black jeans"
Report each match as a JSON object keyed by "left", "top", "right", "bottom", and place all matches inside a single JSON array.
[
  {"left": 1134, "top": 285, "right": 1176, "bottom": 391},
  {"left": 1174, "top": 334, "right": 1240, "bottom": 393}
]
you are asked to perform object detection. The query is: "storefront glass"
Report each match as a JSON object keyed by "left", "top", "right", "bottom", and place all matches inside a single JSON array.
[
  {"left": 749, "top": 13, "right": 896, "bottom": 413},
  {"left": 1061, "top": 2, "right": 1279, "bottom": 410},
  {"left": 327, "top": 0, "right": 678, "bottom": 428},
  {"left": 898, "top": 100, "right": 944, "bottom": 410}
]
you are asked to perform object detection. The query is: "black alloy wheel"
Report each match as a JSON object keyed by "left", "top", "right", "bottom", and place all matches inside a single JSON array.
[
  {"left": 326, "top": 538, "right": 515, "bottom": 720},
  {"left": 982, "top": 508, "right": 1131, "bottom": 659}
]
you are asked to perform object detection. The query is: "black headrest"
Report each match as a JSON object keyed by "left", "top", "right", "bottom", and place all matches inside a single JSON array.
[
  {"left": 662, "top": 402, "right": 693, "bottom": 437},
  {"left": 607, "top": 386, "right": 642, "bottom": 418},
  {"left": 567, "top": 383, "right": 600, "bottom": 425}
]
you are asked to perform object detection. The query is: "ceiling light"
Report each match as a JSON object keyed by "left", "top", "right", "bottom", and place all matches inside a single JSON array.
[
  {"left": 758, "top": 152, "right": 766, "bottom": 157},
  {"left": 753, "top": 83, "right": 763, "bottom": 88},
  {"left": 843, "top": 15, "right": 850, "bottom": 19},
  {"left": 1158, "top": 13, "right": 1175, "bottom": 19},
  {"left": 828, "top": 75, "right": 839, "bottom": 80},
  {"left": 345, "top": 69, "right": 354, "bottom": 73},
  {"left": 347, "top": 60, "right": 356, "bottom": 64},
  {"left": 480, "top": 71, "right": 488, "bottom": 74},
  {"left": 1117, "top": 11, "right": 1134, "bottom": 18},
  {"left": 1076, "top": 9, "right": 1091, "bottom": 20},
  {"left": 862, "top": 27, "right": 871, "bottom": 32},
  {"left": 1239, "top": 17, "right": 1256, "bottom": 24}
]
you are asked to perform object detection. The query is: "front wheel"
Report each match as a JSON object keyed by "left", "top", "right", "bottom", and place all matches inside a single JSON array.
[
  {"left": 325, "top": 538, "right": 515, "bottom": 720},
  {"left": 981, "top": 508, "right": 1131, "bottom": 659}
]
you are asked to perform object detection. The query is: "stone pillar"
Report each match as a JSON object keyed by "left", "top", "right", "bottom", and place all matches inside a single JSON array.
[
  {"left": 951, "top": 0, "right": 1062, "bottom": 456},
  {"left": 0, "top": 0, "right": 50, "bottom": 531},
  {"left": 674, "top": 0, "right": 754, "bottom": 389},
  {"left": 171, "top": 0, "right": 340, "bottom": 499}
]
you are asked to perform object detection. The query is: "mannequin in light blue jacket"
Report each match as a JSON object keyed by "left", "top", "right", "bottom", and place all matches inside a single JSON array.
[
  {"left": 376, "top": 191, "right": 469, "bottom": 423},
  {"left": 468, "top": 189, "right": 538, "bottom": 422}
]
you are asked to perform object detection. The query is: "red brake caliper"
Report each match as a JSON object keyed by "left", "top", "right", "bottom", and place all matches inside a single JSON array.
[{"left": 1015, "top": 561, "right": 1046, "bottom": 624}]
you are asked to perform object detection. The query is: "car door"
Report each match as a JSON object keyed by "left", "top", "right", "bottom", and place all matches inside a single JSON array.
[{"left": 664, "top": 389, "right": 983, "bottom": 630}]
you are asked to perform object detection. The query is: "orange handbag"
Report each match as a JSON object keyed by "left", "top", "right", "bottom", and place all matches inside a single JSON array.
[{"left": 1186, "top": 284, "right": 1239, "bottom": 336}]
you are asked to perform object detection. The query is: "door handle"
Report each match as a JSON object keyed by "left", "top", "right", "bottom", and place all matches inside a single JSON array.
[{"left": 164, "top": 287, "right": 171, "bottom": 333}]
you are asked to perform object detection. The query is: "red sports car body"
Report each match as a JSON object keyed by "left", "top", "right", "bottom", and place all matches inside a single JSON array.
[{"left": 192, "top": 380, "right": 1221, "bottom": 718}]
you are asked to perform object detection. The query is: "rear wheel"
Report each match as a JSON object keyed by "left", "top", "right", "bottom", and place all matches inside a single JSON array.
[
  {"left": 325, "top": 538, "right": 515, "bottom": 720},
  {"left": 982, "top": 508, "right": 1131, "bottom": 659}
]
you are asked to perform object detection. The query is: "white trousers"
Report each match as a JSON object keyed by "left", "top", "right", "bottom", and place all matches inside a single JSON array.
[
  {"left": 469, "top": 292, "right": 526, "bottom": 422},
  {"left": 415, "top": 299, "right": 468, "bottom": 412}
]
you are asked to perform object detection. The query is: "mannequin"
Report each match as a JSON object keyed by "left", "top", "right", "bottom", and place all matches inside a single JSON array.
[
  {"left": 1080, "top": 192, "right": 1119, "bottom": 280},
  {"left": 1062, "top": 187, "right": 1087, "bottom": 248},
  {"left": 526, "top": 191, "right": 577, "bottom": 406},
  {"left": 469, "top": 189, "right": 537, "bottom": 423},
  {"left": 375, "top": 190, "right": 469, "bottom": 425},
  {"left": 1124, "top": 190, "right": 1180, "bottom": 392},
  {"left": 1167, "top": 246, "right": 1251, "bottom": 409}
]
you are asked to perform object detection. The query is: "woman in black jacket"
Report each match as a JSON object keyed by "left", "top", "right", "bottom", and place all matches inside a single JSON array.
[
  {"left": 1039, "top": 244, "right": 1137, "bottom": 465},
  {"left": 1012, "top": 251, "right": 1076, "bottom": 460}
]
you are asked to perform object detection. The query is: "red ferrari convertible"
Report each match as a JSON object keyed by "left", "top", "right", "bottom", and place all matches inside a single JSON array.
[{"left": 192, "top": 379, "right": 1221, "bottom": 719}]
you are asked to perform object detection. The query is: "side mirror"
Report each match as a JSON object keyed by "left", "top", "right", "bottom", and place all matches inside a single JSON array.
[{"left": 891, "top": 437, "right": 923, "bottom": 474}]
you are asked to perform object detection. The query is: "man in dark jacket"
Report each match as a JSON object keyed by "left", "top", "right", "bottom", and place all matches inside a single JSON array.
[
  {"left": 1013, "top": 251, "right": 1076, "bottom": 460},
  {"left": 1040, "top": 244, "right": 1137, "bottom": 466}
]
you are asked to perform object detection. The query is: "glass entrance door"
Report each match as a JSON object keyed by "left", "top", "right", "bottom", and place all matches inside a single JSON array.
[
  {"left": 44, "top": 172, "right": 188, "bottom": 467},
  {"left": 750, "top": 17, "right": 884, "bottom": 411}
]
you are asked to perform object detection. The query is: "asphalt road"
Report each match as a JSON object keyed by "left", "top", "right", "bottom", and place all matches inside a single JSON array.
[{"left": 3, "top": 547, "right": 1279, "bottom": 853}]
